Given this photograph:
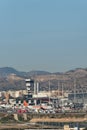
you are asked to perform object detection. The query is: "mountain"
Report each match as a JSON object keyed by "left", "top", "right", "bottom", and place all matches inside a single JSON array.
[
  {"left": 27, "top": 70, "right": 51, "bottom": 76},
  {"left": 0, "top": 67, "right": 19, "bottom": 76},
  {"left": 0, "top": 67, "right": 87, "bottom": 92},
  {"left": 0, "top": 67, "right": 51, "bottom": 77}
]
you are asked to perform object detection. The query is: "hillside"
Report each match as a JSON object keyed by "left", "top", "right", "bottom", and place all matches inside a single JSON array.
[{"left": 0, "top": 67, "right": 87, "bottom": 92}]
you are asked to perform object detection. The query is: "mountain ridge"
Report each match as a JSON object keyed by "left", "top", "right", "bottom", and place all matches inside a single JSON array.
[
  {"left": 1, "top": 66, "right": 87, "bottom": 75},
  {"left": 0, "top": 67, "right": 51, "bottom": 77},
  {"left": 0, "top": 67, "right": 87, "bottom": 91}
]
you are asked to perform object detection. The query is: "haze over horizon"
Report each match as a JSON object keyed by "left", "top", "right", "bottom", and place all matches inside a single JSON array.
[{"left": 0, "top": 0, "right": 87, "bottom": 72}]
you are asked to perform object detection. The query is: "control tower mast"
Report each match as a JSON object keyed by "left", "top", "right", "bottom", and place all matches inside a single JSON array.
[{"left": 25, "top": 79, "right": 34, "bottom": 98}]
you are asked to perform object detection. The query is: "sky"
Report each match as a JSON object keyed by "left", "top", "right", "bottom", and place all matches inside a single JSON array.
[{"left": 0, "top": 0, "right": 87, "bottom": 72}]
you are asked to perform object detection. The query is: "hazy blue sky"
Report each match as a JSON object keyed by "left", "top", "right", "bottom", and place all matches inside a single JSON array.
[{"left": 0, "top": 0, "right": 87, "bottom": 72}]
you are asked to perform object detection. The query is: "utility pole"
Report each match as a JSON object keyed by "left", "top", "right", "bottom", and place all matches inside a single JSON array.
[
  {"left": 74, "top": 78, "right": 76, "bottom": 103},
  {"left": 57, "top": 81, "right": 59, "bottom": 107},
  {"left": 58, "top": 81, "right": 59, "bottom": 98},
  {"left": 62, "top": 82, "right": 63, "bottom": 111},
  {"left": 82, "top": 86, "right": 84, "bottom": 104},
  {"left": 49, "top": 80, "right": 51, "bottom": 104}
]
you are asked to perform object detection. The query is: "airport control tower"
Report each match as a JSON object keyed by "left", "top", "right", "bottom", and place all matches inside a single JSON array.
[{"left": 25, "top": 79, "right": 34, "bottom": 98}]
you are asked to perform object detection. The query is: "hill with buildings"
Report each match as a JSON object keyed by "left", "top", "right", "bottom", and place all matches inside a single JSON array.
[{"left": 0, "top": 67, "right": 87, "bottom": 92}]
